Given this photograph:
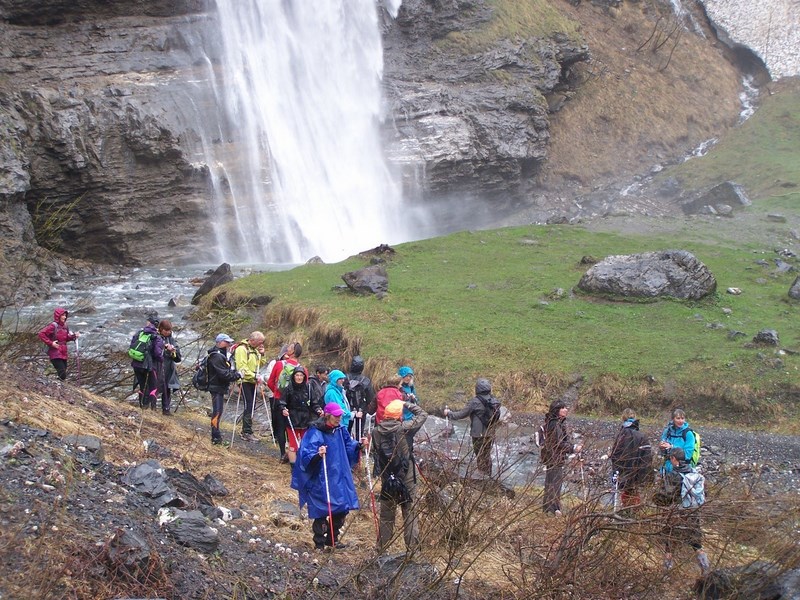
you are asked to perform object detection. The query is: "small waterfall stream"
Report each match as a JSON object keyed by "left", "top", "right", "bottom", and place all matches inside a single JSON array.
[{"left": 194, "top": 0, "right": 406, "bottom": 264}]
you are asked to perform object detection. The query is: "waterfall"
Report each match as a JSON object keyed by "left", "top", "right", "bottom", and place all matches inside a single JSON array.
[{"left": 200, "top": 0, "right": 405, "bottom": 264}]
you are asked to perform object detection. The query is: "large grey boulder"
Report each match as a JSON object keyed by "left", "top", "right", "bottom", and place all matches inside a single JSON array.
[
  {"left": 577, "top": 250, "right": 717, "bottom": 300},
  {"left": 342, "top": 264, "right": 389, "bottom": 297}
]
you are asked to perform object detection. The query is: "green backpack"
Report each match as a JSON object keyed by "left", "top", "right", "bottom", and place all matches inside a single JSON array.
[
  {"left": 277, "top": 361, "right": 300, "bottom": 391},
  {"left": 683, "top": 428, "right": 702, "bottom": 467},
  {"left": 128, "top": 331, "right": 153, "bottom": 363}
]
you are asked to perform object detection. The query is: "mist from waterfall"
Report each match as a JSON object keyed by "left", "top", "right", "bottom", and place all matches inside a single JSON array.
[{"left": 202, "top": 0, "right": 405, "bottom": 264}]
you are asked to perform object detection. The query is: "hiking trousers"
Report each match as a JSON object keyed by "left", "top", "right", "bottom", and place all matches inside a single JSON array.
[
  {"left": 472, "top": 436, "right": 493, "bottom": 475},
  {"left": 50, "top": 358, "right": 68, "bottom": 381},
  {"left": 210, "top": 391, "right": 225, "bottom": 443},
  {"left": 134, "top": 367, "right": 159, "bottom": 409},
  {"left": 543, "top": 464, "right": 565, "bottom": 513},
  {"left": 312, "top": 512, "right": 347, "bottom": 548},
  {"left": 240, "top": 382, "right": 256, "bottom": 435},
  {"left": 378, "top": 480, "right": 419, "bottom": 553}
]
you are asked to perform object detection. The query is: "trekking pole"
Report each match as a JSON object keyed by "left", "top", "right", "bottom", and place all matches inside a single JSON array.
[
  {"left": 74, "top": 335, "right": 81, "bottom": 386},
  {"left": 579, "top": 453, "right": 588, "bottom": 501},
  {"left": 137, "top": 370, "right": 149, "bottom": 437},
  {"left": 445, "top": 405, "right": 451, "bottom": 453},
  {"left": 363, "top": 415, "right": 379, "bottom": 542},
  {"left": 286, "top": 414, "right": 300, "bottom": 450},
  {"left": 612, "top": 471, "right": 620, "bottom": 512},
  {"left": 259, "top": 386, "right": 277, "bottom": 446},
  {"left": 322, "top": 451, "right": 336, "bottom": 548},
  {"left": 230, "top": 384, "right": 242, "bottom": 447}
]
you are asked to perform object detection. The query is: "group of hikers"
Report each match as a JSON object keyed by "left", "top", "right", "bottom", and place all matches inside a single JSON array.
[{"left": 41, "top": 311, "right": 711, "bottom": 571}]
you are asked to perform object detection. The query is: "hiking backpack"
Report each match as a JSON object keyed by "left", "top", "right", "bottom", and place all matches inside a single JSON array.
[
  {"left": 479, "top": 395, "right": 502, "bottom": 428},
  {"left": 128, "top": 330, "right": 153, "bottom": 364},
  {"left": 683, "top": 428, "right": 702, "bottom": 467},
  {"left": 277, "top": 361, "right": 300, "bottom": 391},
  {"left": 377, "top": 430, "right": 411, "bottom": 504},
  {"left": 346, "top": 376, "right": 367, "bottom": 411},
  {"left": 679, "top": 470, "right": 706, "bottom": 509},
  {"left": 192, "top": 354, "right": 211, "bottom": 391}
]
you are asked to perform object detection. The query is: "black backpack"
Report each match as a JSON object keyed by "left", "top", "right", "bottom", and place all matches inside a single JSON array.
[
  {"left": 192, "top": 354, "right": 211, "bottom": 391},
  {"left": 479, "top": 395, "right": 501, "bottom": 428},
  {"left": 346, "top": 376, "right": 367, "bottom": 411},
  {"left": 377, "top": 430, "right": 411, "bottom": 504}
]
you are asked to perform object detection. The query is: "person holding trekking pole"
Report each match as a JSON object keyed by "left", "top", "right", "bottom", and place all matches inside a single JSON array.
[
  {"left": 157, "top": 320, "right": 182, "bottom": 415},
  {"left": 279, "top": 366, "right": 318, "bottom": 467},
  {"left": 205, "top": 334, "right": 241, "bottom": 445},
  {"left": 444, "top": 378, "right": 501, "bottom": 476},
  {"left": 372, "top": 399, "right": 427, "bottom": 554},
  {"left": 291, "top": 402, "right": 366, "bottom": 550},
  {"left": 38, "top": 308, "right": 80, "bottom": 382},
  {"left": 233, "top": 331, "right": 266, "bottom": 442},
  {"left": 129, "top": 316, "right": 164, "bottom": 410}
]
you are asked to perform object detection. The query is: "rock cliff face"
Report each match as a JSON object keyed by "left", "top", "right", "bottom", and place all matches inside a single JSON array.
[
  {"left": 0, "top": 0, "right": 751, "bottom": 304},
  {"left": 0, "top": 0, "right": 221, "bottom": 292},
  {"left": 0, "top": 0, "right": 589, "bottom": 290},
  {"left": 382, "top": 0, "right": 587, "bottom": 224}
]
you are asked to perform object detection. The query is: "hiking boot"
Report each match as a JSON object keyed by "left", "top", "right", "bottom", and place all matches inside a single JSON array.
[
  {"left": 333, "top": 543, "right": 349, "bottom": 550},
  {"left": 241, "top": 433, "right": 259, "bottom": 442},
  {"left": 697, "top": 551, "right": 710, "bottom": 574},
  {"left": 280, "top": 454, "right": 289, "bottom": 464}
]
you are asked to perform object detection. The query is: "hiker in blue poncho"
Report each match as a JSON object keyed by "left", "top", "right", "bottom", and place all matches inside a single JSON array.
[
  {"left": 323, "top": 370, "right": 352, "bottom": 430},
  {"left": 659, "top": 408, "right": 696, "bottom": 474},
  {"left": 291, "top": 402, "right": 365, "bottom": 549}
]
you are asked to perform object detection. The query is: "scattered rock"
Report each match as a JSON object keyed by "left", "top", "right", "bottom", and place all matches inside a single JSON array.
[
  {"left": 63, "top": 434, "right": 104, "bottom": 461},
  {"left": 122, "top": 460, "right": 185, "bottom": 509},
  {"left": 726, "top": 287, "right": 742, "bottom": 295},
  {"left": 161, "top": 508, "right": 220, "bottom": 554},
  {"left": 203, "top": 473, "right": 229, "bottom": 497},
  {"left": 681, "top": 181, "right": 750, "bottom": 216},
  {"left": 766, "top": 214, "right": 787, "bottom": 223},
  {"left": 752, "top": 329, "right": 780, "bottom": 346},
  {"left": 789, "top": 276, "right": 800, "bottom": 300}
]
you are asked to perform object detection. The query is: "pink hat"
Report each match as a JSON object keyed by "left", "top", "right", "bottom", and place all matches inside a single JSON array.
[{"left": 324, "top": 402, "right": 344, "bottom": 417}]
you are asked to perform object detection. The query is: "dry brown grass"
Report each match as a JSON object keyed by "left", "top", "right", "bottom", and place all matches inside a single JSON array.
[{"left": 543, "top": 0, "right": 742, "bottom": 191}]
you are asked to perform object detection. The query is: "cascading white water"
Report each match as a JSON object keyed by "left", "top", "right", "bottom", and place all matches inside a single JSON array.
[{"left": 202, "top": 0, "right": 405, "bottom": 264}]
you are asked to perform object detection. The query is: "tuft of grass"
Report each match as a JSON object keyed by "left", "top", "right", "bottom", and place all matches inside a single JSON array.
[{"left": 437, "top": 0, "right": 583, "bottom": 54}]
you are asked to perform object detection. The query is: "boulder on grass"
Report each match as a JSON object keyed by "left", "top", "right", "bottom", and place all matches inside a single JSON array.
[
  {"left": 577, "top": 250, "right": 716, "bottom": 300},
  {"left": 191, "top": 263, "right": 233, "bottom": 305},
  {"left": 342, "top": 264, "right": 388, "bottom": 297}
]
